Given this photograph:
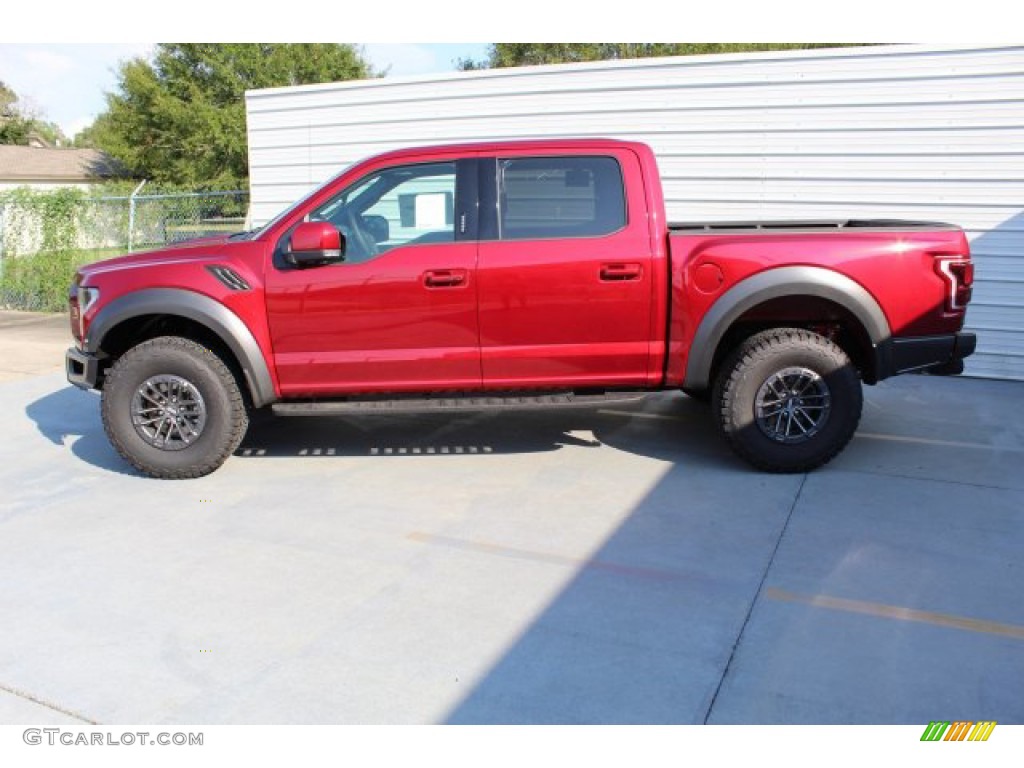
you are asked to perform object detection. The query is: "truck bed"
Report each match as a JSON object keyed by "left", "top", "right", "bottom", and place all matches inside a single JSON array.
[{"left": 669, "top": 219, "right": 957, "bottom": 233}]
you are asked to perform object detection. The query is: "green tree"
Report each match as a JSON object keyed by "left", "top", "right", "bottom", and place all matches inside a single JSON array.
[
  {"left": 459, "top": 43, "right": 864, "bottom": 69},
  {"left": 0, "top": 80, "right": 17, "bottom": 115},
  {"left": 25, "top": 119, "right": 68, "bottom": 146},
  {"left": 1, "top": 80, "right": 71, "bottom": 146},
  {"left": 87, "top": 44, "right": 374, "bottom": 188},
  {"left": 0, "top": 80, "right": 35, "bottom": 145}
]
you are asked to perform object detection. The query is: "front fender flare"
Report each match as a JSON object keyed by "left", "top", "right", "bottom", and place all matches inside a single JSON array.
[
  {"left": 86, "top": 288, "right": 277, "bottom": 407},
  {"left": 683, "top": 266, "right": 891, "bottom": 391}
]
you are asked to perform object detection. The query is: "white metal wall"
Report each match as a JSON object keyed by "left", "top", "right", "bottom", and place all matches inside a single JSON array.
[{"left": 245, "top": 44, "right": 1024, "bottom": 381}]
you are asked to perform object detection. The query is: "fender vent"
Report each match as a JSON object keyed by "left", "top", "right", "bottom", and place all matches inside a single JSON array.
[{"left": 206, "top": 265, "right": 250, "bottom": 291}]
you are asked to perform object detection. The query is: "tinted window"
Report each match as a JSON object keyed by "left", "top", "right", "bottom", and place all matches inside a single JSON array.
[{"left": 499, "top": 156, "right": 626, "bottom": 240}]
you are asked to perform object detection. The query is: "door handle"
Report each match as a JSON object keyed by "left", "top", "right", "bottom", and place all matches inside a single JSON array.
[
  {"left": 600, "top": 263, "right": 643, "bottom": 281},
  {"left": 423, "top": 269, "right": 468, "bottom": 288}
]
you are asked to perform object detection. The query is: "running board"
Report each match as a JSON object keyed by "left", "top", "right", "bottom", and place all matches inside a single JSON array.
[{"left": 271, "top": 390, "right": 649, "bottom": 416}]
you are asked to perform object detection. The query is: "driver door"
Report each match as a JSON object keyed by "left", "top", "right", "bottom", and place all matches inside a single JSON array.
[{"left": 265, "top": 159, "right": 481, "bottom": 396}]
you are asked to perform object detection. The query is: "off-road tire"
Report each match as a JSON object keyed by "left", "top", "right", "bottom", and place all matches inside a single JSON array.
[
  {"left": 713, "top": 328, "right": 862, "bottom": 473},
  {"left": 101, "top": 336, "right": 249, "bottom": 479}
]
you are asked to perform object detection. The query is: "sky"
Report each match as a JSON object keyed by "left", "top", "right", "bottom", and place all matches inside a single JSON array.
[
  {"left": 0, "top": 0, "right": 1002, "bottom": 143},
  {"left": 0, "top": 43, "right": 491, "bottom": 139}
]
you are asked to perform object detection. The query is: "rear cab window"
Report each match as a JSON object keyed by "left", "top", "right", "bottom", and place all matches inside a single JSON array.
[{"left": 499, "top": 156, "right": 626, "bottom": 241}]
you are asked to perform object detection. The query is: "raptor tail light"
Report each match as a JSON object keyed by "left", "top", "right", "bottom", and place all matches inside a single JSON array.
[{"left": 935, "top": 257, "right": 974, "bottom": 313}]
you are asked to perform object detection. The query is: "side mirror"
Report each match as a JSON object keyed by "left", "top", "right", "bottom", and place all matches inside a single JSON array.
[{"left": 285, "top": 221, "right": 345, "bottom": 267}]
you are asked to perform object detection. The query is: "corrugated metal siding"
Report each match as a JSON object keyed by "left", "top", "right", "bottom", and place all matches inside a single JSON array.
[{"left": 245, "top": 44, "right": 1024, "bottom": 381}]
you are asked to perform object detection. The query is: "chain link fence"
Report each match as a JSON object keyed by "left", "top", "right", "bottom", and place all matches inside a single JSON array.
[{"left": 0, "top": 188, "right": 249, "bottom": 311}]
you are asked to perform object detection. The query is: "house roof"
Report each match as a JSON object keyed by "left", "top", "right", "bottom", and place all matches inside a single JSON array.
[{"left": 0, "top": 145, "right": 119, "bottom": 182}]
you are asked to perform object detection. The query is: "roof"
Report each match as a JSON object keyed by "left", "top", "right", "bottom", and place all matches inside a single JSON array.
[
  {"left": 0, "top": 145, "right": 120, "bottom": 182},
  {"left": 364, "top": 137, "right": 641, "bottom": 163}
]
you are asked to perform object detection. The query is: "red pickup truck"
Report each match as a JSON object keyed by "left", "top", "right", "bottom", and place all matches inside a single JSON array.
[{"left": 66, "top": 139, "right": 976, "bottom": 478}]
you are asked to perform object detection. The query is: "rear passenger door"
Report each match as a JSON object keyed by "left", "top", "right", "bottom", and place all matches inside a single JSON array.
[{"left": 477, "top": 149, "right": 655, "bottom": 389}]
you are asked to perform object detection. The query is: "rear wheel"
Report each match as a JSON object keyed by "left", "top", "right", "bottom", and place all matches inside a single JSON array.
[
  {"left": 713, "top": 328, "right": 861, "bottom": 472},
  {"left": 101, "top": 336, "right": 248, "bottom": 478}
]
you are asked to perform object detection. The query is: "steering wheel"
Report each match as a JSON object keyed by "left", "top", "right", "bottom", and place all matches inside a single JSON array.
[{"left": 344, "top": 209, "right": 378, "bottom": 260}]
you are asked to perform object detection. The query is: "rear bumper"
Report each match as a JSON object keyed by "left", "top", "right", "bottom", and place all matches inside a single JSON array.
[
  {"left": 66, "top": 346, "right": 100, "bottom": 390},
  {"left": 875, "top": 332, "right": 977, "bottom": 380}
]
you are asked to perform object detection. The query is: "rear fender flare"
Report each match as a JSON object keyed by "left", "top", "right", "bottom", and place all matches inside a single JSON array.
[{"left": 683, "top": 266, "right": 891, "bottom": 390}]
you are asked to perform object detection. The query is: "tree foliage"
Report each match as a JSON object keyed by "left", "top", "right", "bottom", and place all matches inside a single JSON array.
[
  {"left": 459, "top": 43, "right": 864, "bottom": 70},
  {"left": 0, "top": 80, "right": 15, "bottom": 114},
  {"left": 87, "top": 44, "right": 374, "bottom": 188},
  {"left": 26, "top": 119, "right": 68, "bottom": 146},
  {"left": 0, "top": 79, "right": 66, "bottom": 146}
]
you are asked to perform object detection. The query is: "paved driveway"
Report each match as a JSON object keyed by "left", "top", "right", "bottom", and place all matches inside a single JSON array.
[{"left": 1, "top": 312, "right": 1022, "bottom": 724}]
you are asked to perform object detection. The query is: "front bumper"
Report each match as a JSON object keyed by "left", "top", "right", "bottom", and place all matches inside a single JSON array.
[
  {"left": 875, "top": 332, "right": 977, "bottom": 380},
  {"left": 66, "top": 346, "right": 101, "bottom": 390}
]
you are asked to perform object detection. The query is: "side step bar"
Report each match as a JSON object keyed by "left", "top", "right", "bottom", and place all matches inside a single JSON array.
[{"left": 272, "top": 390, "right": 649, "bottom": 416}]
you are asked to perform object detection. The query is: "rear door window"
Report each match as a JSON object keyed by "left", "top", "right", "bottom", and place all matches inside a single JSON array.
[{"left": 499, "top": 156, "right": 626, "bottom": 240}]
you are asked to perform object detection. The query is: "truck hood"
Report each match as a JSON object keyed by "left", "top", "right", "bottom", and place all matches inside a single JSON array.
[{"left": 77, "top": 235, "right": 236, "bottom": 277}]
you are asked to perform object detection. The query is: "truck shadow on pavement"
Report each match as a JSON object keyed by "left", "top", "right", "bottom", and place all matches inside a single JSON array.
[
  {"left": 25, "top": 385, "right": 738, "bottom": 475},
  {"left": 24, "top": 384, "right": 140, "bottom": 476},
  {"left": 235, "top": 392, "right": 736, "bottom": 470}
]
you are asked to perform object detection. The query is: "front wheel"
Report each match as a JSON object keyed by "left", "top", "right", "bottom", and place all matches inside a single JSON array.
[
  {"left": 101, "top": 337, "right": 249, "bottom": 479},
  {"left": 713, "top": 328, "right": 862, "bottom": 473}
]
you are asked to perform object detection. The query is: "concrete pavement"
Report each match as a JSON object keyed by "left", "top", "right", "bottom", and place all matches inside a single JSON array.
[
  {"left": 0, "top": 311, "right": 68, "bottom": 382},
  {"left": 0, "top": 311, "right": 1022, "bottom": 724}
]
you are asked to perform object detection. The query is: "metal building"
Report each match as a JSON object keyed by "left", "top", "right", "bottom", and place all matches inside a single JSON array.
[{"left": 245, "top": 44, "right": 1024, "bottom": 381}]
